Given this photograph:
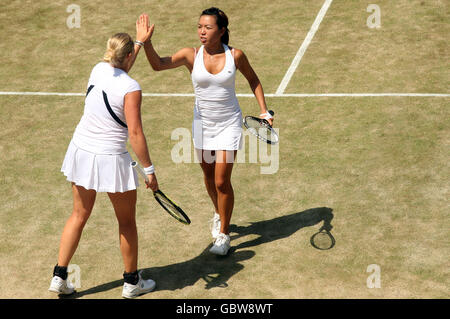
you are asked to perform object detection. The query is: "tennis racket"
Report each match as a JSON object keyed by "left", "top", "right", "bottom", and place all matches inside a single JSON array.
[
  {"left": 310, "top": 225, "right": 335, "bottom": 250},
  {"left": 131, "top": 161, "right": 191, "bottom": 225},
  {"left": 243, "top": 110, "right": 278, "bottom": 144}
]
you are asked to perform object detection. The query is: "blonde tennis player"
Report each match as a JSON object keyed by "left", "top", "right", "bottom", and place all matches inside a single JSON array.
[
  {"left": 49, "top": 17, "right": 158, "bottom": 299},
  {"left": 137, "top": 8, "right": 273, "bottom": 255}
]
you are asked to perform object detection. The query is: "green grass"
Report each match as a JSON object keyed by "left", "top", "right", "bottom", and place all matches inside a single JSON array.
[
  {"left": 287, "top": 0, "right": 449, "bottom": 93},
  {"left": 0, "top": 0, "right": 448, "bottom": 298}
]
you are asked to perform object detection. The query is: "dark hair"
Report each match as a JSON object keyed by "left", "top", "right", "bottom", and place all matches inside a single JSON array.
[{"left": 201, "top": 7, "right": 229, "bottom": 45}]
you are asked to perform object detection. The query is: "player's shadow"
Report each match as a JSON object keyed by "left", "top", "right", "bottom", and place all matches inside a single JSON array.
[
  {"left": 229, "top": 206, "right": 334, "bottom": 251},
  {"left": 65, "top": 247, "right": 255, "bottom": 298},
  {"left": 64, "top": 207, "right": 333, "bottom": 298}
]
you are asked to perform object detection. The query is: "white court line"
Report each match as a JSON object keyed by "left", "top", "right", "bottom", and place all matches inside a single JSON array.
[
  {"left": 276, "top": 93, "right": 450, "bottom": 97},
  {"left": 275, "top": 0, "right": 334, "bottom": 95},
  {"left": 0, "top": 91, "right": 448, "bottom": 97},
  {"left": 0, "top": 91, "right": 192, "bottom": 97},
  {"left": 0, "top": 91, "right": 85, "bottom": 96}
]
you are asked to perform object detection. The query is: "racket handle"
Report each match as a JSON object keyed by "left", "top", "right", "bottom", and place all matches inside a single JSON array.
[
  {"left": 131, "top": 161, "right": 150, "bottom": 183},
  {"left": 268, "top": 110, "right": 274, "bottom": 116}
]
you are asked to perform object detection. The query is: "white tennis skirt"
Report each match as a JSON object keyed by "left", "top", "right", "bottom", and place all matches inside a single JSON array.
[
  {"left": 193, "top": 124, "right": 243, "bottom": 151},
  {"left": 61, "top": 140, "right": 139, "bottom": 193},
  {"left": 192, "top": 114, "right": 243, "bottom": 151}
]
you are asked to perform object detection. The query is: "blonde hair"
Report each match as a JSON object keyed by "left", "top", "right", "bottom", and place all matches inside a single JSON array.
[{"left": 103, "top": 33, "right": 134, "bottom": 68}]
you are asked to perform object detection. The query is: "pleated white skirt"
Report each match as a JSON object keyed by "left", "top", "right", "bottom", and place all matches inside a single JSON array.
[{"left": 61, "top": 140, "right": 139, "bottom": 193}]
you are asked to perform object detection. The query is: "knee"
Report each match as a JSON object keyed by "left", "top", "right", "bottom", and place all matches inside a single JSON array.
[
  {"left": 117, "top": 211, "right": 136, "bottom": 229},
  {"left": 215, "top": 178, "right": 232, "bottom": 193},
  {"left": 71, "top": 208, "right": 91, "bottom": 227},
  {"left": 118, "top": 218, "right": 136, "bottom": 229}
]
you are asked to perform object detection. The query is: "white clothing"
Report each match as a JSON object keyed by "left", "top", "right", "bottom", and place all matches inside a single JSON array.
[
  {"left": 61, "top": 62, "right": 141, "bottom": 192},
  {"left": 191, "top": 44, "right": 243, "bottom": 150},
  {"left": 61, "top": 141, "right": 138, "bottom": 193},
  {"left": 72, "top": 62, "right": 141, "bottom": 155}
]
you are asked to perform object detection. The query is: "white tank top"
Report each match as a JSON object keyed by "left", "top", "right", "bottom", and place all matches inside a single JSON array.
[
  {"left": 72, "top": 62, "right": 141, "bottom": 154},
  {"left": 191, "top": 44, "right": 241, "bottom": 127}
]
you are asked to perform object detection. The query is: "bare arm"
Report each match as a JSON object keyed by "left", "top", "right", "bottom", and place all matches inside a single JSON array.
[
  {"left": 126, "top": 14, "right": 153, "bottom": 73},
  {"left": 234, "top": 49, "right": 273, "bottom": 125},
  {"left": 144, "top": 42, "right": 195, "bottom": 72},
  {"left": 126, "top": 44, "right": 142, "bottom": 73},
  {"left": 123, "top": 90, "right": 158, "bottom": 191}
]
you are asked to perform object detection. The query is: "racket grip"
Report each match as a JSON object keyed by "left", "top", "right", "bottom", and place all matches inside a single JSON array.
[
  {"left": 268, "top": 110, "right": 274, "bottom": 116},
  {"left": 131, "top": 161, "right": 150, "bottom": 183}
]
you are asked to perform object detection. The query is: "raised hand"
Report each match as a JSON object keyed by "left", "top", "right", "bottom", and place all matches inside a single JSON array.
[{"left": 136, "top": 14, "right": 154, "bottom": 43}]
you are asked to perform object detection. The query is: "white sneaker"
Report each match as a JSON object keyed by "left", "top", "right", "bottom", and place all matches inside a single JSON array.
[
  {"left": 48, "top": 276, "right": 75, "bottom": 295},
  {"left": 210, "top": 233, "right": 231, "bottom": 256},
  {"left": 122, "top": 270, "right": 156, "bottom": 299},
  {"left": 210, "top": 212, "right": 221, "bottom": 239}
]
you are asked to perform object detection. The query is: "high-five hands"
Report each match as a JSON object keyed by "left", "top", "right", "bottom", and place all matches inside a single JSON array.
[{"left": 136, "top": 13, "right": 155, "bottom": 43}]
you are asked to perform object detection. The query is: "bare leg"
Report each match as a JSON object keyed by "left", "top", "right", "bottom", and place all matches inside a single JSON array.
[
  {"left": 214, "top": 150, "right": 237, "bottom": 235},
  {"left": 57, "top": 183, "right": 96, "bottom": 267},
  {"left": 197, "top": 149, "right": 219, "bottom": 214},
  {"left": 108, "top": 190, "right": 138, "bottom": 273}
]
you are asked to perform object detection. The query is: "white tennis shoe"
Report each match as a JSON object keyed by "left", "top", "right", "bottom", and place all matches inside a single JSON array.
[
  {"left": 210, "top": 212, "right": 221, "bottom": 239},
  {"left": 48, "top": 276, "right": 75, "bottom": 295},
  {"left": 210, "top": 233, "right": 231, "bottom": 255},
  {"left": 122, "top": 270, "right": 156, "bottom": 299}
]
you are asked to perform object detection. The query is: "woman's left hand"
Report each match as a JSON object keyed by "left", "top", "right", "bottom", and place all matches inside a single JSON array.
[{"left": 136, "top": 14, "right": 154, "bottom": 43}]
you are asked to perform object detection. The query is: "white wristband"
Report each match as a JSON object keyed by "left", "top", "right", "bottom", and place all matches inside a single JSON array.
[
  {"left": 259, "top": 112, "right": 273, "bottom": 120},
  {"left": 143, "top": 165, "right": 155, "bottom": 175},
  {"left": 135, "top": 41, "right": 144, "bottom": 47}
]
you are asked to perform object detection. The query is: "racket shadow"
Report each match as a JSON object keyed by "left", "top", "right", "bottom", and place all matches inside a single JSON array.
[
  {"left": 229, "top": 207, "right": 334, "bottom": 251},
  {"left": 63, "top": 208, "right": 333, "bottom": 298}
]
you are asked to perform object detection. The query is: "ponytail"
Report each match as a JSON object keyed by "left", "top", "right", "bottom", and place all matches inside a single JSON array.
[
  {"left": 221, "top": 27, "right": 230, "bottom": 45},
  {"left": 103, "top": 33, "right": 134, "bottom": 68}
]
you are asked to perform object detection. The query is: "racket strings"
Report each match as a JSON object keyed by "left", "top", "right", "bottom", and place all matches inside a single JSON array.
[
  {"left": 244, "top": 117, "right": 278, "bottom": 143},
  {"left": 155, "top": 193, "right": 178, "bottom": 213},
  {"left": 154, "top": 192, "right": 191, "bottom": 224},
  {"left": 246, "top": 117, "right": 270, "bottom": 131}
]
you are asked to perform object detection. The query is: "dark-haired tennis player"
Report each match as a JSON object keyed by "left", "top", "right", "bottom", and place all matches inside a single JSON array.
[
  {"left": 49, "top": 17, "right": 159, "bottom": 298},
  {"left": 137, "top": 8, "right": 274, "bottom": 255}
]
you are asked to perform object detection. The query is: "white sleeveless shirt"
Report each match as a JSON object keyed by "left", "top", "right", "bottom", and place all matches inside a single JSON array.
[
  {"left": 191, "top": 44, "right": 243, "bottom": 150},
  {"left": 191, "top": 44, "right": 241, "bottom": 126},
  {"left": 72, "top": 62, "right": 141, "bottom": 154}
]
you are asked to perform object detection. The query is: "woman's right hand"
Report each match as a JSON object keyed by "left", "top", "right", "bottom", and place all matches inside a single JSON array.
[
  {"left": 136, "top": 13, "right": 155, "bottom": 43},
  {"left": 145, "top": 173, "right": 159, "bottom": 192}
]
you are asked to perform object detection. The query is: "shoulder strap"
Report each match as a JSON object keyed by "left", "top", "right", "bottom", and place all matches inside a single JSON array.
[
  {"left": 193, "top": 47, "right": 199, "bottom": 62},
  {"left": 102, "top": 90, "right": 128, "bottom": 128}
]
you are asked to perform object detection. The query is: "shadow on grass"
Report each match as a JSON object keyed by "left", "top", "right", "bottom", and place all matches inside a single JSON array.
[
  {"left": 64, "top": 247, "right": 255, "bottom": 298},
  {"left": 64, "top": 207, "right": 333, "bottom": 298},
  {"left": 230, "top": 206, "right": 334, "bottom": 250}
]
